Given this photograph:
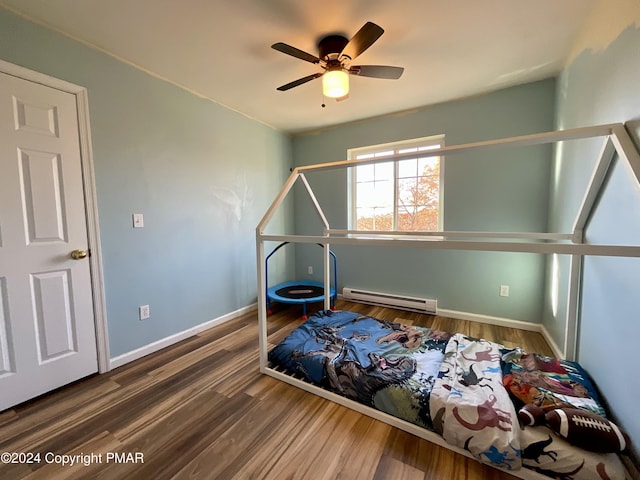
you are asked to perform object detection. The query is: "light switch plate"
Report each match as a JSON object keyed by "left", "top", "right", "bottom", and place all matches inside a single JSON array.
[{"left": 133, "top": 213, "right": 144, "bottom": 228}]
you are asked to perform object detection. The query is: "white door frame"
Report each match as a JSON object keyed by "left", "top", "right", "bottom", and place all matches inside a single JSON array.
[{"left": 0, "top": 59, "right": 110, "bottom": 373}]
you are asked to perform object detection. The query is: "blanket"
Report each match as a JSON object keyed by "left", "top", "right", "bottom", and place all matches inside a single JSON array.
[
  {"left": 430, "top": 333, "right": 521, "bottom": 471},
  {"left": 268, "top": 310, "right": 451, "bottom": 428}
]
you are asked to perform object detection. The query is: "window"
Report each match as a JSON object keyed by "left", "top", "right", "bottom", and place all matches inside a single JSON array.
[{"left": 349, "top": 135, "right": 444, "bottom": 232}]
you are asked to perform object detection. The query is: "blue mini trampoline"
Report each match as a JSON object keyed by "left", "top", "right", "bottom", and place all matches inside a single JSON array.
[{"left": 266, "top": 242, "right": 337, "bottom": 319}]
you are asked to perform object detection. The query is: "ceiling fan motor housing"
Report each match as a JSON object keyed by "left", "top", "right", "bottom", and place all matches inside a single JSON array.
[{"left": 318, "top": 35, "right": 350, "bottom": 61}]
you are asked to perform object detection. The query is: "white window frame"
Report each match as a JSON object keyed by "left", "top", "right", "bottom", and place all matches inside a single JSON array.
[{"left": 348, "top": 134, "right": 445, "bottom": 231}]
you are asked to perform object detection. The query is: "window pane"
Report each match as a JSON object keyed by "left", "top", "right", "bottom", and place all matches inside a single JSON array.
[
  {"left": 356, "top": 207, "right": 374, "bottom": 230},
  {"left": 375, "top": 179, "right": 393, "bottom": 206},
  {"left": 375, "top": 161, "right": 394, "bottom": 179},
  {"left": 374, "top": 150, "right": 394, "bottom": 158},
  {"left": 419, "top": 156, "right": 439, "bottom": 174},
  {"left": 397, "top": 178, "right": 419, "bottom": 206},
  {"left": 356, "top": 207, "right": 394, "bottom": 231},
  {"left": 419, "top": 175, "right": 440, "bottom": 205},
  {"left": 356, "top": 179, "right": 393, "bottom": 208},
  {"left": 398, "top": 147, "right": 418, "bottom": 154},
  {"left": 418, "top": 144, "right": 441, "bottom": 152},
  {"left": 397, "top": 173, "right": 440, "bottom": 232},
  {"left": 398, "top": 158, "right": 417, "bottom": 178},
  {"left": 397, "top": 206, "right": 419, "bottom": 231},
  {"left": 357, "top": 164, "right": 375, "bottom": 182},
  {"left": 357, "top": 182, "right": 376, "bottom": 207},
  {"left": 397, "top": 206, "right": 440, "bottom": 231},
  {"left": 373, "top": 208, "right": 393, "bottom": 230},
  {"left": 418, "top": 206, "right": 439, "bottom": 231}
]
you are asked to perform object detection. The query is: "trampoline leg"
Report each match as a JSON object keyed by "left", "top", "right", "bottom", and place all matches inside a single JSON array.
[{"left": 301, "top": 303, "right": 308, "bottom": 321}]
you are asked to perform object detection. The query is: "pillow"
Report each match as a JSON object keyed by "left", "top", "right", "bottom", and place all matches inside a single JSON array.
[
  {"left": 518, "top": 403, "right": 631, "bottom": 453},
  {"left": 545, "top": 407, "right": 630, "bottom": 453},
  {"left": 501, "top": 351, "right": 605, "bottom": 416}
]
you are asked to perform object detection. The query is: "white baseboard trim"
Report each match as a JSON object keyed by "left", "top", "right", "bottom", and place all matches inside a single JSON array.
[
  {"left": 109, "top": 303, "right": 257, "bottom": 370},
  {"left": 540, "top": 324, "right": 564, "bottom": 359},
  {"left": 437, "top": 308, "right": 565, "bottom": 359},
  {"left": 436, "top": 308, "right": 542, "bottom": 332}
]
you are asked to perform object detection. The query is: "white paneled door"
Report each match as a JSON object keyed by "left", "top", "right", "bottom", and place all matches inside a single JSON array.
[{"left": 0, "top": 71, "right": 98, "bottom": 411}]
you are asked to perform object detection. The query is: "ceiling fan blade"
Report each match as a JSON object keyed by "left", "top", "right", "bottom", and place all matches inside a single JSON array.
[
  {"left": 276, "top": 73, "right": 323, "bottom": 91},
  {"left": 349, "top": 65, "right": 404, "bottom": 79},
  {"left": 340, "top": 22, "right": 384, "bottom": 61},
  {"left": 271, "top": 42, "right": 321, "bottom": 64}
]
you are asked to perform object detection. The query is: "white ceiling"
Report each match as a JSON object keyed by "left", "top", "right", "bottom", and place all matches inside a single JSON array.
[{"left": 1, "top": 0, "right": 597, "bottom": 134}]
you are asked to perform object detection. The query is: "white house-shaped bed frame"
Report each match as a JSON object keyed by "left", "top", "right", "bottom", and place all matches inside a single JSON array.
[{"left": 256, "top": 123, "right": 640, "bottom": 479}]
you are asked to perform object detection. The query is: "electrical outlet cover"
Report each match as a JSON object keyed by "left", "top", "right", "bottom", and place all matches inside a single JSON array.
[{"left": 139, "top": 305, "right": 150, "bottom": 320}]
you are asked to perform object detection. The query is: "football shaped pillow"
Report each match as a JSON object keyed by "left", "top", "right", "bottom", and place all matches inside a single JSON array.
[
  {"left": 518, "top": 403, "right": 545, "bottom": 426},
  {"left": 545, "top": 408, "right": 630, "bottom": 453}
]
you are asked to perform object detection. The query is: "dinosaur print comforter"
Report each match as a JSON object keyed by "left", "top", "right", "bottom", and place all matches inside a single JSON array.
[
  {"left": 268, "top": 309, "right": 451, "bottom": 428},
  {"left": 268, "top": 310, "right": 626, "bottom": 479}
]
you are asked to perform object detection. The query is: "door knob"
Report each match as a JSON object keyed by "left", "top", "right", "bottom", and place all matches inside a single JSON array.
[{"left": 70, "top": 249, "right": 88, "bottom": 260}]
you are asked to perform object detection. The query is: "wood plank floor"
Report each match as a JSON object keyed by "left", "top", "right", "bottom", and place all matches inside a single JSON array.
[{"left": 0, "top": 301, "right": 555, "bottom": 480}]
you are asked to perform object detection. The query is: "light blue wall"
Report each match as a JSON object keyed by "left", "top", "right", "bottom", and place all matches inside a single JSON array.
[
  {"left": 0, "top": 9, "right": 293, "bottom": 357},
  {"left": 548, "top": 25, "right": 640, "bottom": 456},
  {"left": 291, "top": 80, "right": 556, "bottom": 322}
]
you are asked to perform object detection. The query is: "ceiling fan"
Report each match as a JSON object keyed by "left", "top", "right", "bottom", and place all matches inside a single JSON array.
[{"left": 271, "top": 21, "right": 404, "bottom": 100}]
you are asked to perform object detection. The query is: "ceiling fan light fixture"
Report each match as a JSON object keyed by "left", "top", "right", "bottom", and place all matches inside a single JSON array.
[{"left": 322, "top": 69, "right": 349, "bottom": 98}]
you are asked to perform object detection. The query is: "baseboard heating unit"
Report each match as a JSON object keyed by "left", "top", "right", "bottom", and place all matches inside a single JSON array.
[{"left": 342, "top": 287, "right": 437, "bottom": 314}]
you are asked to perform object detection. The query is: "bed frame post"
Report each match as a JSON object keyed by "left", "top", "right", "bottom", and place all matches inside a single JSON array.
[
  {"left": 564, "top": 137, "right": 616, "bottom": 361},
  {"left": 563, "top": 254, "right": 582, "bottom": 361},
  {"left": 256, "top": 231, "right": 268, "bottom": 372},
  {"left": 323, "top": 243, "right": 331, "bottom": 310},
  {"left": 571, "top": 137, "right": 617, "bottom": 243}
]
